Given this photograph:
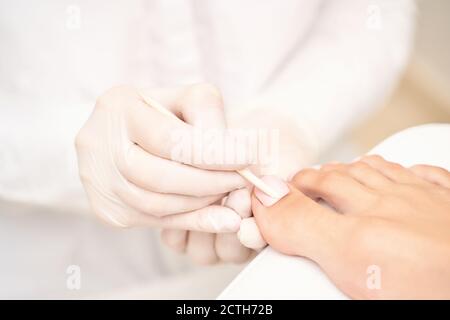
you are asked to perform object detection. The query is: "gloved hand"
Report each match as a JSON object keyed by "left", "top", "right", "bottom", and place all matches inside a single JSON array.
[
  {"left": 75, "top": 84, "right": 250, "bottom": 232},
  {"left": 162, "top": 181, "right": 285, "bottom": 264},
  {"left": 161, "top": 188, "right": 255, "bottom": 264}
]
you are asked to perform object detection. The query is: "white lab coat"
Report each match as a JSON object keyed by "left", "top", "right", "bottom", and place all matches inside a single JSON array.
[{"left": 0, "top": 0, "right": 415, "bottom": 298}]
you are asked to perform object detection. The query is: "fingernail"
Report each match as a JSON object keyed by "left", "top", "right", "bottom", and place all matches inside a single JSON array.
[{"left": 254, "top": 176, "right": 289, "bottom": 207}]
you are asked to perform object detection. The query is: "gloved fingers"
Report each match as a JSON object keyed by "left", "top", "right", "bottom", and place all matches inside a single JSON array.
[
  {"left": 172, "top": 83, "right": 251, "bottom": 173},
  {"left": 215, "top": 233, "right": 252, "bottom": 263},
  {"left": 186, "top": 231, "right": 218, "bottom": 265},
  {"left": 114, "top": 180, "right": 224, "bottom": 217},
  {"left": 176, "top": 83, "right": 226, "bottom": 129},
  {"left": 84, "top": 182, "right": 150, "bottom": 228},
  {"left": 78, "top": 85, "right": 250, "bottom": 231},
  {"left": 138, "top": 86, "right": 185, "bottom": 114},
  {"left": 161, "top": 229, "right": 188, "bottom": 253},
  {"left": 119, "top": 144, "right": 246, "bottom": 197},
  {"left": 224, "top": 188, "right": 252, "bottom": 218},
  {"left": 140, "top": 83, "right": 225, "bottom": 130},
  {"left": 133, "top": 85, "right": 251, "bottom": 171},
  {"left": 79, "top": 148, "right": 225, "bottom": 227},
  {"left": 138, "top": 205, "right": 241, "bottom": 233},
  {"left": 224, "top": 188, "right": 265, "bottom": 249},
  {"left": 238, "top": 217, "right": 267, "bottom": 250},
  {"left": 126, "top": 98, "right": 190, "bottom": 160}
]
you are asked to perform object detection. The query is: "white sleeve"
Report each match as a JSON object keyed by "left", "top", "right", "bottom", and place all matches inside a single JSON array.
[
  {"left": 0, "top": 93, "right": 92, "bottom": 212},
  {"left": 227, "top": 0, "right": 415, "bottom": 171}
]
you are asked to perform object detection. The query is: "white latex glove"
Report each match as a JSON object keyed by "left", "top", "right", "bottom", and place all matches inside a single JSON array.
[
  {"left": 161, "top": 188, "right": 255, "bottom": 264},
  {"left": 157, "top": 83, "right": 264, "bottom": 264},
  {"left": 159, "top": 94, "right": 310, "bottom": 262},
  {"left": 238, "top": 217, "right": 267, "bottom": 250},
  {"left": 75, "top": 84, "right": 250, "bottom": 232}
]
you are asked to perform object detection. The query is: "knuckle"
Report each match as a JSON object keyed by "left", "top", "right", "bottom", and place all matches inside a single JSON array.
[
  {"left": 74, "top": 126, "right": 92, "bottom": 150},
  {"left": 95, "top": 88, "right": 115, "bottom": 107},
  {"left": 96, "top": 85, "right": 135, "bottom": 108},
  {"left": 78, "top": 170, "right": 91, "bottom": 185},
  {"left": 191, "top": 82, "right": 221, "bottom": 96},
  {"left": 186, "top": 83, "right": 223, "bottom": 104},
  {"left": 74, "top": 131, "right": 85, "bottom": 150}
]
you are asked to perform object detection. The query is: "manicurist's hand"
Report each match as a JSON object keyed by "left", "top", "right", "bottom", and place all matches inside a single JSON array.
[
  {"left": 161, "top": 188, "right": 254, "bottom": 265},
  {"left": 76, "top": 84, "right": 250, "bottom": 232},
  {"left": 252, "top": 155, "right": 450, "bottom": 299}
]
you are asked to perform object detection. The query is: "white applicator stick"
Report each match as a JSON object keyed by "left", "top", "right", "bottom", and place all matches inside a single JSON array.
[{"left": 139, "top": 92, "right": 281, "bottom": 199}]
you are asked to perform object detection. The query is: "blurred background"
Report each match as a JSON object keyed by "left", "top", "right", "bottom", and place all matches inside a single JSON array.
[{"left": 349, "top": 0, "right": 450, "bottom": 154}]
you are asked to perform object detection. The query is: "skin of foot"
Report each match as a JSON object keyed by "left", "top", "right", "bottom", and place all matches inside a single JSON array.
[{"left": 252, "top": 155, "right": 450, "bottom": 299}]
